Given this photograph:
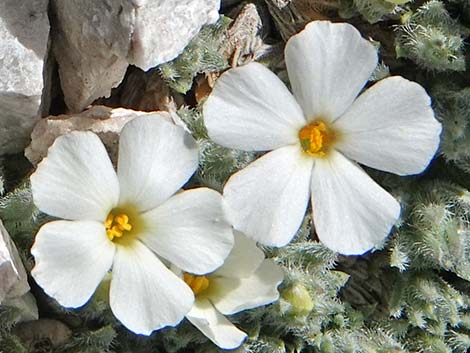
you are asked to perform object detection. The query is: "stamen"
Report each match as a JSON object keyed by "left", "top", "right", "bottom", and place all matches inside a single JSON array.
[
  {"left": 105, "top": 213, "right": 133, "bottom": 241},
  {"left": 298, "top": 120, "right": 334, "bottom": 157},
  {"left": 105, "top": 214, "right": 114, "bottom": 229},
  {"left": 183, "top": 273, "right": 210, "bottom": 295}
]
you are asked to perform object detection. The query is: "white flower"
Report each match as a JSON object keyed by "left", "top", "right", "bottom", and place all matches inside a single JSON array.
[
  {"left": 203, "top": 21, "right": 442, "bottom": 255},
  {"left": 30, "top": 115, "right": 234, "bottom": 335},
  {"left": 182, "top": 232, "right": 283, "bottom": 349}
]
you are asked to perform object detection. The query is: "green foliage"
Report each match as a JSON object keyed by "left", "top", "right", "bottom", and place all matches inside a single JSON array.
[
  {"left": 0, "top": 335, "right": 27, "bottom": 353},
  {"left": 432, "top": 83, "right": 470, "bottom": 170},
  {"left": 154, "top": 321, "right": 208, "bottom": 353},
  {"left": 448, "top": 0, "right": 470, "bottom": 24},
  {"left": 159, "top": 16, "right": 231, "bottom": 94},
  {"left": 0, "top": 306, "right": 24, "bottom": 332},
  {"left": 0, "top": 306, "right": 27, "bottom": 353},
  {"left": 339, "top": 179, "right": 470, "bottom": 352},
  {"left": 0, "top": 181, "right": 45, "bottom": 261},
  {"left": 64, "top": 326, "right": 117, "bottom": 353},
  {"left": 339, "top": 0, "right": 407, "bottom": 23},
  {"left": 395, "top": 0, "right": 467, "bottom": 72}
]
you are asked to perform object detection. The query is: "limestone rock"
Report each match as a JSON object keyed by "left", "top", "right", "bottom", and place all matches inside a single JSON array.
[
  {"left": 51, "top": 0, "right": 134, "bottom": 113},
  {"left": 0, "top": 219, "right": 30, "bottom": 303},
  {"left": 0, "top": 0, "right": 50, "bottom": 155},
  {"left": 25, "top": 106, "right": 173, "bottom": 166},
  {"left": 52, "top": 0, "right": 219, "bottom": 112},
  {"left": 129, "top": 0, "right": 220, "bottom": 71}
]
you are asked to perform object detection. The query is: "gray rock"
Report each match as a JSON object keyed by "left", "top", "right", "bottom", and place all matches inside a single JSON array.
[
  {"left": 129, "top": 0, "right": 220, "bottom": 71},
  {"left": 51, "top": 0, "right": 134, "bottom": 112},
  {"left": 52, "top": 0, "right": 219, "bottom": 112},
  {"left": 0, "top": 0, "right": 50, "bottom": 155},
  {"left": 0, "top": 219, "right": 30, "bottom": 304},
  {"left": 0, "top": 217, "right": 38, "bottom": 321}
]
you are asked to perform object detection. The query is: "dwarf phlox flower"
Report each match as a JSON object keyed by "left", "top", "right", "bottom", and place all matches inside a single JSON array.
[
  {"left": 203, "top": 21, "right": 442, "bottom": 254},
  {"left": 30, "top": 115, "right": 234, "bottom": 334},
  {"left": 182, "top": 232, "right": 283, "bottom": 349}
]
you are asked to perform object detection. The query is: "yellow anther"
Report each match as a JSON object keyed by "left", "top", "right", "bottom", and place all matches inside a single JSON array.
[
  {"left": 106, "top": 226, "right": 122, "bottom": 240},
  {"left": 183, "top": 273, "right": 210, "bottom": 295},
  {"left": 298, "top": 120, "right": 333, "bottom": 157},
  {"left": 115, "top": 214, "right": 132, "bottom": 231},
  {"left": 105, "top": 214, "right": 114, "bottom": 229},
  {"left": 105, "top": 212, "right": 133, "bottom": 241}
]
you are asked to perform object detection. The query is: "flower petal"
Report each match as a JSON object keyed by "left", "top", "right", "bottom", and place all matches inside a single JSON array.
[
  {"left": 285, "top": 21, "right": 377, "bottom": 121},
  {"left": 334, "top": 76, "right": 442, "bottom": 175},
  {"left": 186, "top": 297, "right": 247, "bottom": 350},
  {"left": 224, "top": 145, "right": 313, "bottom": 247},
  {"left": 117, "top": 116, "right": 199, "bottom": 213},
  {"left": 31, "top": 132, "right": 119, "bottom": 221},
  {"left": 31, "top": 220, "right": 115, "bottom": 308},
  {"left": 214, "top": 231, "right": 264, "bottom": 279},
  {"left": 210, "top": 259, "right": 283, "bottom": 315},
  {"left": 139, "top": 188, "right": 233, "bottom": 275},
  {"left": 204, "top": 62, "right": 306, "bottom": 151},
  {"left": 110, "top": 241, "right": 194, "bottom": 335},
  {"left": 310, "top": 151, "right": 400, "bottom": 255}
]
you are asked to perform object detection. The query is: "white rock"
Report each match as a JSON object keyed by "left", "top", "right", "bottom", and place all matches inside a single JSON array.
[
  {"left": 25, "top": 106, "right": 173, "bottom": 166},
  {"left": 0, "top": 219, "right": 30, "bottom": 304},
  {"left": 52, "top": 0, "right": 220, "bottom": 112},
  {"left": 129, "top": 0, "right": 220, "bottom": 71},
  {"left": 0, "top": 0, "right": 50, "bottom": 155}
]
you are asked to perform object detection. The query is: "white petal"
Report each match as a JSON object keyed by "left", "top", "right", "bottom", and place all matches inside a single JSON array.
[
  {"left": 110, "top": 241, "right": 194, "bottom": 335},
  {"left": 139, "top": 188, "right": 233, "bottom": 275},
  {"left": 334, "top": 76, "right": 442, "bottom": 175},
  {"left": 31, "top": 132, "right": 119, "bottom": 221},
  {"left": 224, "top": 145, "right": 313, "bottom": 247},
  {"left": 210, "top": 260, "right": 283, "bottom": 315},
  {"left": 204, "top": 62, "right": 306, "bottom": 151},
  {"left": 186, "top": 298, "right": 247, "bottom": 350},
  {"left": 31, "top": 221, "right": 115, "bottom": 308},
  {"left": 285, "top": 21, "right": 378, "bottom": 121},
  {"left": 310, "top": 151, "right": 400, "bottom": 255},
  {"left": 215, "top": 231, "right": 264, "bottom": 279},
  {"left": 117, "top": 116, "right": 199, "bottom": 213}
]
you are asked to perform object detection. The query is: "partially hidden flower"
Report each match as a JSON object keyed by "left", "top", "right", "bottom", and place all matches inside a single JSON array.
[
  {"left": 203, "top": 20, "right": 442, "bottom": 255},
  {"left": 182, "top": 232, "right": 283, "bottom": 349},
  {"left": 30, "top": 115, "right": 234, "bottom": 335}
]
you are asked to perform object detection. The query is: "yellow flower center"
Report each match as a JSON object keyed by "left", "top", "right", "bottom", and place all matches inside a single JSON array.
[
  {"left": 298, "top": 120, "right": 334, "bottom": 157},
  {"left": 105, "top": 213, "right": 133, "bottom": 241},
  {"left": 183, "top": 273, "right": 210, "bottom": 295}
]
